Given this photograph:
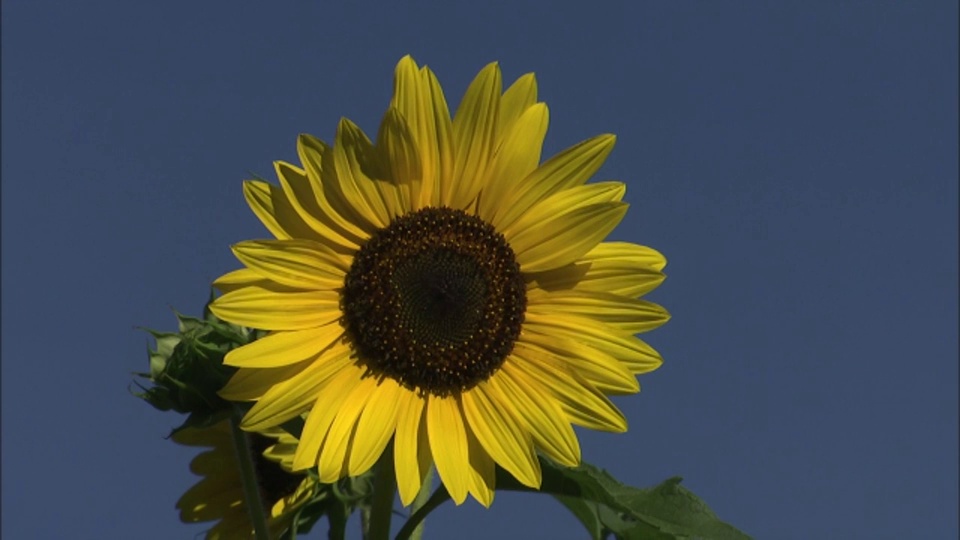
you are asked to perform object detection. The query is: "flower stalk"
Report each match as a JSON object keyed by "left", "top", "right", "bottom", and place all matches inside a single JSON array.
[
  {"left": 229, "top": 407, "right": 271, "bottom": 539},
  {"left": 408, "top": 466, "right": 435, "bottom": 540},
  {"left": 367, "top": 444, "right": 398, "bottom": 540}
]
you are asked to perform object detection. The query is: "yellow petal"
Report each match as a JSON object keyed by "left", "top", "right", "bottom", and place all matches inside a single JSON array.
[
  {"left": 348, "top": 379, "right": 403, "bottom": 476},
  {"left": 491, "top": 367, "right": 581, "bottom": 467},
  {"left": 318, "top": 375, "right": 380, "bottom": 483},
  {"left": 498, "top": 73, "right": 538, "bottom": 140},
  {"left": 422, "top": 66, "right": 455, "bottom": 209},
  {"left": 449, "top": 62, "right": 501, "bottom": 208},
  {"left": 518, "top": 330, "right": 638, "bottom": 395},
  {"left": 343, "top": 117, "right": 406, "bottom": 221},
  {"left": 376, "top": 107, "right": 421, "bottom": 212},
  {"left": 262, "top": 437, "right": 299, "bottom": 472},
  {"left": 526, "top": 241, "right": 667, "bottom": 298},
  {"left": 495, "top": 134, "right": 616, "bottom": 230},
  {"left": 478, "top": 103, "right": 549, "bottom": 223},
  {"left": 212, "top": 268, "right": 272, "bottom": 294},
  {"left": 296, "top": 134, "right": 370, "bottom": 248},
  {"left": 207, "top": 516, "right": 251, "bottom": 539},
  {"left": 189, "top": 449, "right": 237, "bottom": 475},
  {"left": 390, "top": 56, "right": 434, "bottom": 209},
  {"left": 391, "top": 56, "right": 424, "bottom": 132},
  {"left": 524, "top": 311, "right": 663, "bottom": 374},
  {"left": 223, "top": 324, "right": 343, "bottom": 368},
  {"left": 510, "top": 342, "right": 628, "bottom": 432},
  {"left": 178, "top": 482, "right": 243, "bottom": 521},
  {"left": 527, "top": 289, "right": 671, "bottom": 335},
  {"left": 218, "top": 361, "right": 313, "bottom": 402},
  {"left": 503, "top": 181, "right": 625, "bottom": 237},
  {"left": 293, "top": 365, "right": 365, "bottom": 471},
  {"left": 186, "top": 494, "right": 243, "bottom": 522},
  {"left": 172, "top": 421, "right": 230, "bottom": 447},
  {"left": 179, "top": 473, "right": 237, "bottom": 503},
  {"left": 462, "top": 384, "right": 541, "bottom": 488},
  {"left": 241, "top": 342, "right": 354, "bottom": 430},
  {"left": 465, "top": 422, "right": 496, "bottom": 507},
  {"left": 209, "top": 286, "right": 340, "bottom": 331},
  {"left": 331, "top": 119, "right": 393, "bottom": 229},
  {"left": 231, "top": 239, "right": 348, "bottom": 290},
  {"left": 242, "top": 179, "right": 318, "bottom": 241},
  {"left": 510, "top": 202, "right": 628, "bottom": 273},
  {"left": 620, "top": 337, "right": 664, "bottom": 375},
  {"left": 426, "top": 396, "right": 470, "bottom": 504},
  {"left": 274, "top": 160, "right": 361, "bottom": 252},
  {"left": 395, "top": 393, "right": 430, "bottom": 506},
  {"left": 392, "top": 59, "right": 454, "bottom": 209}
]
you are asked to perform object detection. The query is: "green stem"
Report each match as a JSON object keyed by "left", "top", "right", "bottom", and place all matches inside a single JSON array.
[
  {"left": 394, "top": 486, "right": 450, "bottom": 540},
  {"left": 228, "top": 407, "right": 271, "bottom": 539},
  {"left": 367, "top": 445, "right": 397, "bottom": 540},
  {"left": 407, "top": 467, "right": 435, "bottom": 540}
]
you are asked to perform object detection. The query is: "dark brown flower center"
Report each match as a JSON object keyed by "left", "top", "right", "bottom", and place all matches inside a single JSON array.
[{"left": 341, "top": 207, "right": 526, "bottom": 397}]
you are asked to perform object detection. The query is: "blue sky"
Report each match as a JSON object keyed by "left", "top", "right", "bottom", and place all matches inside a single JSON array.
[{"left": 2, "top": 2, "right": 956, "bottom": 539}]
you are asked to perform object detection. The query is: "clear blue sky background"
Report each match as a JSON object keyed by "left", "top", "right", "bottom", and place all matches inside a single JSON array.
[{"left": 2, "top": 2, "right": 957, "bottom": 539}]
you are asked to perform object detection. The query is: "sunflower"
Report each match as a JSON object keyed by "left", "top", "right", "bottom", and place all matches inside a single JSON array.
[
  {"left": 209, "top": 55, "right": 669, "bottom": 507},
  {"left": 174, "top": 421, "right": 318, "bottom": 539}
]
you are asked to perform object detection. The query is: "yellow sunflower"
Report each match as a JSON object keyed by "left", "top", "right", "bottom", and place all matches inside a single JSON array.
[
  {"left": 174, "top": 421, "right": 318, "bottom": 539},
  {"left": 209, "top": 55, "right": 669, "bottom": 507}
]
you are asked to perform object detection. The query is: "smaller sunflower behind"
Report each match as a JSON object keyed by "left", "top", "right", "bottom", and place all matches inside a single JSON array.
[{"left": 174, "top": 420, "right": 318, "bottom": 539}]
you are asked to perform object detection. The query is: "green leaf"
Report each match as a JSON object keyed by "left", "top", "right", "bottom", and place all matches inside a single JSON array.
[
  {"left": 496, "top": 458, "right": 751, "bottom": 540},
  {"left": 554, "top": 496, "right": 605, "bottom": 539}
]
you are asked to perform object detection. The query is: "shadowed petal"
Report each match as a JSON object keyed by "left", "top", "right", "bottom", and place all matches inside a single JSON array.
[
  {"left": 510, "top": 342, "right": 628, "bottom": 433},
  {"left": 449, "top": 62, "right": 501, "bottom": 208},
  {"left": 292, "top": 364, "right": 366, "bottom": 471},
  {"left": 348, "top": 379, "right": 403, "bottom": 476},
  {"left": 241, "top": 343, "right": 354, "bottom": 430},
  {"left": 478, "top": 103, "right": 549, "bottom": 222},
  {"left": 489, "top": 367, "right": 581, "bottom": 467},
  {"left": 394, "top": 393, "right": 431, "bottom": 506},
  {"left": 527, "top": 288, "right": 671, "bottom": 335},
  {"left": 494, "top": 134, "right": 616, "bottom": 230},
  {"left": 510, "top": 202, "right": 628, "bottom": 273},
  {"left": 524, "top": 311, "right": 663, "bottom": 374},
  {"left": 318, "top": 375, "right": 381, "bottom": 482},
  {"left": 462, "top": 384, "right": 541, "bottom": 488},
  {"left": 526, "top": 242, "right": 667, "bottom": 298}
]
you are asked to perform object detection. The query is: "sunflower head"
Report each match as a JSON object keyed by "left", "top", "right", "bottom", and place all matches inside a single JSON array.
[{"left": 209, "top": 55, "right": 669, "bottom": 507}]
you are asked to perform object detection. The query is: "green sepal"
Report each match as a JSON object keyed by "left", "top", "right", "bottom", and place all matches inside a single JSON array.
[
  {"left": 278, "top": 472, "right": 374, "bottom": 540},
  {"left": 134, "top": 292, "right": 259, "bottom": 432},
  {"left": 495, "top": 458, "right": 752, "bottom": 540}
]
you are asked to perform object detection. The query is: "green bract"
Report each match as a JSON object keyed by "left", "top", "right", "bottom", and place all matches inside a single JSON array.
[{"left": 134, "top": 294, "right": 254, "bottom": 433}]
